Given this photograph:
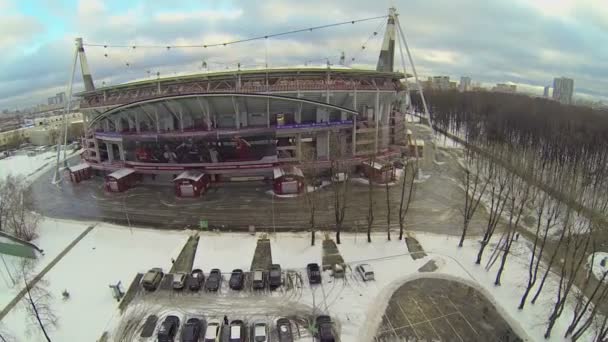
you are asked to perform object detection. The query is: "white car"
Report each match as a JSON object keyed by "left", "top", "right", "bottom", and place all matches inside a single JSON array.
[
  {"left": 253, "top": 322, "right": 268, "bottom": 342},
  {"left": 172, "top": 273, "right": 187, "bottom": 290},
  {"left": 204, "top": 319, "right": 221, "bottom": 342},
  {"left": 356, "top": 264, "right": 375, "bottom": 281}
]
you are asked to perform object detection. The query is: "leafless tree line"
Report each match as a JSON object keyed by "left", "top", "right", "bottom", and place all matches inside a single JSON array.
[{"left": 415, "top": 90, "right": 608, "bottom": 340}]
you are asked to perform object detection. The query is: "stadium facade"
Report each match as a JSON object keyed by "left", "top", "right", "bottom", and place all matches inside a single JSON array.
[{"left": 76, "top": 10, "right": 413, "bottom": 182}]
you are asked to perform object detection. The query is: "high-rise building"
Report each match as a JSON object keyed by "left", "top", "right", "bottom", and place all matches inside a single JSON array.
[
  {"left": 543, "top": 86, "right": 550, "bottom": 98},
  {"left": 459, "top": 76, "right": 471, "bottom": 92},
  {"left": 552, "top": 77, "right": 574, "bottom": 104}
]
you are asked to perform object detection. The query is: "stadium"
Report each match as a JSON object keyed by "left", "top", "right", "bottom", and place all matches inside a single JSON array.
[{"left": 75, "top": 10, "right": 416, "bottom": 193}]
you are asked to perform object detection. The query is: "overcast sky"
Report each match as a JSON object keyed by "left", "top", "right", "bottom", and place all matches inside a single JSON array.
[{"left": 0, "top": 0, "right": 606, "bottom": 110}]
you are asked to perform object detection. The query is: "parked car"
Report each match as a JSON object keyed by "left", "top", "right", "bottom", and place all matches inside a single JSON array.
[
  {"left": 181, "top": 318, "right": 203, "bottom": 342},
  {"left": 276, "top": 318, "right": 293, "bottom": 342},
  {"left": 332, "top": 264, "right": 345, "bottom": 278},
  {"left": 204, "top": 319, "right": 222, "bottom": 342},
  {"left": 229, "top": 319, "right": 246, "bottom": 342},
  {"left": 189, "top": 269, "right": 205, "bottom": 291},
  {"left": 229, "top": 269, "right": 245, "bottom": 290},
  {"left": 157, "top": 315, "right": 180, "bottom": 342},
  {"left": 205, "top": 269, "right": 222, "bottom": 291},
  {"left": 316, "top": 315, "right": 335, "bottom": 342},
  {"left": 355, "top": 264, "right": 375, "bottom": 281},
  {"left": 252, "top": 269, "right": 265, "bottom": 290},
  {"left": 172, "top": 273, "right": 187, "bottom": 290},
  {"left": 307, "top": 263, "right": 321, "bottom": 284},
  {"left": 139, "top": 314, "right": 158, "bottom": 338},
  {"left": 142, "top": 268, "right": 164, "bottom": 291},
  {"left": 269, "top": 264, "right": 282, "bottom": 288},
  {"left": 252, "top": 322, "right": 268, "bottom": 342}
]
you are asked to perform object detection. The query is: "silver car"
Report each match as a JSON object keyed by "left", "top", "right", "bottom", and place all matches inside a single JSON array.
[
  {"left": 172, "top": 272, "right": 187, "bottom": 290},
  {"left": 356, "top": 264, "right": 375, "bottom": 281}
]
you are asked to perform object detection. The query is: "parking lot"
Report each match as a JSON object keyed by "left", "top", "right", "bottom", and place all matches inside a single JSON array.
[
  {"left": 374, "top": 278, "right": 522, "bottom": 342},
  {"left": 114, "top": 267, "right": 341, "bottom": 341}
]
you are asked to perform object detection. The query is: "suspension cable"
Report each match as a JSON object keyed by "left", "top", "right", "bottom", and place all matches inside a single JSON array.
[{"left": 83, "top": 15, "right": 388, "bottom": 49}]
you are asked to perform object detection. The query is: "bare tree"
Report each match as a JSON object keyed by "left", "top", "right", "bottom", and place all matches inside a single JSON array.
[
  {"left": 331, "top": 161, "right": 348, "bottom": 245},
  {"left": 305, "top": 166, "right": 319, "bottom": 246},
  {"left": 398, "top": 161, "right": 416, "bottom": 240},
  {"left": 366, "top": 157, "right": 375, "bottom": 243},
  {"left": 385, "top": 179, "right": 391, "bottom": 241},
  {"left": 494, "top": 175, "right": 530, "bottom": 285},
  {"left": 0, "top": 175, "right": 40, "bottom": 241},
  {"left": 544, "top": 219, "right": 592, "bottom": 338},
  {"left": 458, "top": 149, "right": 489, "bottom": 247},
  {"left": 518, "top": 192, "right": 561, "bottom": 309},
  {"left": 475, "top": 159, "right": 510, "bottom": 265},
  {"left": 20, "top": 262, "right": 57, "bottom": 341}
]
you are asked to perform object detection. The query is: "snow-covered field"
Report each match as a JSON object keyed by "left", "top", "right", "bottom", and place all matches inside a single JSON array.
[
  {"left": 0, "top": 223, "right": 189, "bottom": 342},
  {"left": 0, "top": 150, "right": 57, "bottom": 181},
  {"left": 193, "top": 232, "right": 257, "bottom": 271},
  {"left": 0, "top": 218, "right": 91, "bottom": 308},
  {"left": 1, "top": 225, "right": 601, "bottom": 342}
]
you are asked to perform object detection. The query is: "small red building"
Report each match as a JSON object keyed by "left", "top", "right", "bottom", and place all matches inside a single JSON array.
[
  {"left": 173, "top": 170, "right": 210, "bottom": 197},
  {"left": 105, "top": 168, "right": 140, "bottom": 192},
  {"left": 361, "top": 161, "right": 395, "bottom": 184},
  {"left": 67, "top": 163, "right": 92, "bottom": 183},
  {"left": 273, "top": 166, "right": 305, "bottom": 195}
]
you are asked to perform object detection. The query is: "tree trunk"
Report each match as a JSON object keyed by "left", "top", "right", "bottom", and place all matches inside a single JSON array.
[
  {"left": 24, "top": 277, "right": 52, "bottom": 342},
  {"left": 386, "top": 182, "right": 391, "bottom": 241}
]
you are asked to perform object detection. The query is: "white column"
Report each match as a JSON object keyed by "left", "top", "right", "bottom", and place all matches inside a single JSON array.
[
  {"left": 106, "top": 142, "right": 114, "bottom": 163},
  {"left": 118, "top": 143, "right": 126, "bottom": 161}
]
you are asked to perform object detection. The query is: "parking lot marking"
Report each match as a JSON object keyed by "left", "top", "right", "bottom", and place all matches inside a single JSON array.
[
  {"left": 447, "top": 296, "right": 480, "bottom": 337},
  {"left": 412, "top": 297, "right": 441, "bottom": 340},
  {"left": 428, "top": 296, "right": 464, "bottom": 342},
  {"left": 383, "top": 312, "right": 400, "bottom": 338},
  {"left": 395, "top": 300, "right": 421, "bottom": 340}
]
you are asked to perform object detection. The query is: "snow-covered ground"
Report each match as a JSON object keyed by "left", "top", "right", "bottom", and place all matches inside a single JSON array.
[
  {"left": 0, "top": 223, "right": 189, "bottom": 342},
  {"left": 193, "top": 232, "right": 257, "bottom": 271},
  {"left": 587, "top": 252, "right": 608, "bottom": 283},
  {"left": 0, "top": 218, "right": 92, "bottom": 308},
  {"left": 0, "top": 150, "right": 57, "bottom": 181},
  {"left": 0, "top": 147, "right": 82, "bottom": 183},
  {"left": 1, "top": 226, "right": 600, "bottom": 341}
]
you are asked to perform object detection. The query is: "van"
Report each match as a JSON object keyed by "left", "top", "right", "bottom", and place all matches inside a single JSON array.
[{"left": 142, "top": 268, "right": 163, "bottom": 291}]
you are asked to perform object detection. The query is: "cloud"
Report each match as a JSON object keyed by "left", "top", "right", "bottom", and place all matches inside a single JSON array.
[
  {"left": 0, "top": 0, "right": 607, "bottom": 109},
  {"left": 0, "top": 15, "right": 44, "bottom": 50}
]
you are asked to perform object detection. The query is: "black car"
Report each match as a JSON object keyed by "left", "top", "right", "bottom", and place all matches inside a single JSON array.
[
  {"left": 205, "top": 268, "right": 222, "bottom": 291},
  {"left": 229, "top": 269, "right": 245, "bottom": 290},
  {"left": 276, "top": 318, "right": 293, "bottom": 342},
  {"left": 307, "top": 263, "right": 321, "bottom": 285},
  {"left": 269, "top": 264, "right": 282, "bottom": 289},
  {"left": 158, "top": 315, "right": 180, "bottom": 342},
  {"left": 315, "top": 315, "right": 335, "bottom": 342},
  {"left": 229, "top": 319, "right": 246, "bottom": 342},
  {"left": 189, "top": 269, "right": 205, "bottom": 291},
  {"left": 181, "top": 318, "right": 203, "bottom": 342},
  {"left": 139, "top": 315, "right": 158, "bottom": 338}
]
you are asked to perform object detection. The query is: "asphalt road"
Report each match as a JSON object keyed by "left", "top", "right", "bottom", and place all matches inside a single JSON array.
[{"left": 28, "top": 125, "right": 489, "bottom": 235}]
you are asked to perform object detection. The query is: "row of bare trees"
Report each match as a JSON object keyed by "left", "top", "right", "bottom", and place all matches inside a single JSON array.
[
  {"left": 416, "top": 90, "right": 608, "bottom": 340},
  {"left": 303, "top": 157, "right": 418, "bottom": 246}
]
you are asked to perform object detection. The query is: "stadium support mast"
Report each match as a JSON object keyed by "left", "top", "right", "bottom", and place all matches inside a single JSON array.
[
  {"left": 77, "top": 38, "right": 95, "bottom": 91},
  {"left": 376, "top": 7, "right": 396, "bottom": 72},
  {"left": 52, "top": 38, "right": 90, "bottom": 184}
]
